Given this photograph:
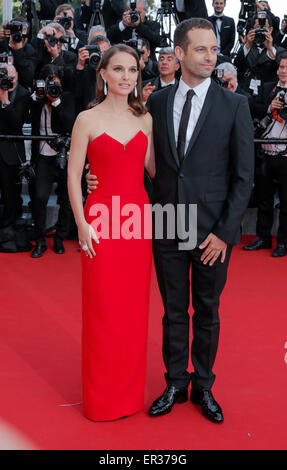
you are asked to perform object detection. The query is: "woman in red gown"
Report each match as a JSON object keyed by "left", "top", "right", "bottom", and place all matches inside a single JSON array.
[{"left": 68, "top": 44, "right": 155, "bottom": 421}]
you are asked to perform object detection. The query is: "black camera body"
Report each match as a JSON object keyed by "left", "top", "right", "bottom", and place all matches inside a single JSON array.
[
  {"left": 130, "top": 1, "right": 139, "bottom": 23},
  {"left": 254, "top": 27, "right": 267, "bottom": 47},
  {"left": 85, "top": 44, "right": 102, "bottom": 69},
  {"left": 57, "top": 13, "right": 73, "bottom": 31},
  {"left": 49, "top": 135, "right": 71, "bottom": 169},
  {"left": 4, "top": 21, "right": 29, "bottom": 43},
  {"left": 277, "top": 90, "right": 287, "bottom": 120},
  {"left": 0, "top": 68, "right": 14, "bottom": 91},
  {"left": 35, "top": 79, "right": 62, "bottom": 100},
  {"left": 212, "top": 69, "right": 229, "bottom": 88},
  {"left": 0, "top": 52, "right": 14, "bottom": 65}
]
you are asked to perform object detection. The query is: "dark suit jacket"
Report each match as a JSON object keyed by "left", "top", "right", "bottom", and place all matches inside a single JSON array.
[
  {"left": 234, "top": 45, "right": 279, "bottom": 95},
  {"left": 107, "top": 18, "right": 162, "bottom": 59},
  {"left": 30, "top": 91, "right": 75, "bottom": 164},
  {"left": 0, "top": 84, "right": 30, "bottom": 166},
  {"left": 148, "top": 80, "right": 254, "bottom": 246},
  {"left": 0, "top": 40, "right": 38, "bottom": 90},
  {"left": 208, "top": 15, "right": 235, "bottom": 56},
  {"left": 176, "top": 0, "right": 208, "bottom": 22},
  {"left": 74, "top": 0, "right": 124, "bottom": 33},
  {"left": 143, "top": 76, "right": 178, "bottom": 94},
  {"left": 251, "top": 80, "right": 278, "bottom": 119}
]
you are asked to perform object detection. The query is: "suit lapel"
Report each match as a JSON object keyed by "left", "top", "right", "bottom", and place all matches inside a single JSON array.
[
  {"left": 166, "top": 83, "right": 180, "bottom": 167},
  {"left": 183, "top": 80, "right": 216, "bottom": 161}
]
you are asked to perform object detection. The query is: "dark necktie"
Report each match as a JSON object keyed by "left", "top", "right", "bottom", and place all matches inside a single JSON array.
[{"left": 177, "top": 89, "right": 195, "bottom": 164}]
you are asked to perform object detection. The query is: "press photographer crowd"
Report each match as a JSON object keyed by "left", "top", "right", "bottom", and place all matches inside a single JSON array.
[{"left": 0, "top": 0, "right": 287, "bottom": 258}]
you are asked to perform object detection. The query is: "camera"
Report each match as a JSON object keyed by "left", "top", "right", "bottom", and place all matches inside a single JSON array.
[
  {"left": 85, "top": 44, "right": 102, "bottom": 69},
  {"left": 37, "top": 32, "right": 65, "bottom": 47},
  {"left": 49, "top": 135, "right": 71, "bottom": 169},
  {"left": 4, "top": 21, "right": 29, "bottom": 43},
  {"left": 0, "top": 68, "right": 14, "bottom": 91},
  {"left": 123, "top": 36, "right": 143, "bottom": 56},
  {"left": 34, "top": 79, "right": 62, "bottom": 100},
  {"left": 254, "top": 11, "right": 268, "bottom": 47},
  {"left": 0, "top": 52, "right": 13, "bottom": 65},
  {"left": 254, "top": 114, "right": 273, "bottom": 137},
  {"left": 18, "top": 162, "right": 35, "bottom": 182},
  {"left": 240, "top": 0, "right": 256, "bottom": 12},
  {"left": 130, "top": 1, "right": 140, "bottom": 23},
  {"left": 277, "top": 90, "right": 287, "bottom": 120},
  {"left": 57, "top": 13, "right": 73, "bottom": 31},
  {"left": 63, "top": 35, "right": 78, "bottom": 47},
  {"left": 212, "top": 69, "right": 229, "bottom": 88}
]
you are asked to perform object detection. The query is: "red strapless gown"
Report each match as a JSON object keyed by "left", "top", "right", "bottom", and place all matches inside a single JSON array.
[{"left": 82, "top": 131, "right": 152, "bottom": 421}]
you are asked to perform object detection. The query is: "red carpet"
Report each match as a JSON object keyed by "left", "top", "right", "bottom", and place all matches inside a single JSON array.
[{"left": 0, "top": 236, "right": 287, "bottom": 450}]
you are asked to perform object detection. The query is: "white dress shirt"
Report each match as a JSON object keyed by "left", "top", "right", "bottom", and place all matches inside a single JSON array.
[
  {"left": 173, "top": 77, "right": 211, "bottom": 153},
  {"left": 214, "top": 14, "right": 223, "bottom": 51}
]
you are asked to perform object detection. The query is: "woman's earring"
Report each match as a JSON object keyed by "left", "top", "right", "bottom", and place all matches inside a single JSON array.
[
  {"left": 104, "top": 80, "right": 107, "bottom": 96},
  {"left": 134, "top": 82, "right": 138, "bottom": 98}
]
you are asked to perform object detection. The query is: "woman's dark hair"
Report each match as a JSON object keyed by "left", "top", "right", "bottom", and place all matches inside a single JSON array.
[
  {"left": 39, "top": 64, "right": 64, "bottom": 81},
  {"left": 95, "top": 44, "right": 147, "bottom": 117},
  {"left": 174, "top": 18, "right": 214, "bottom": 53}
]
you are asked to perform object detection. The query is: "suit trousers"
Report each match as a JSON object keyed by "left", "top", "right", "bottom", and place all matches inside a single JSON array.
[
  {"left": 256, "top": 155, "right": 287, "bottom": 244},
  {"left": 153, "top": 238, "right": 232, "bottom": 391},
  {"left": 31, "top": 154, "right": 73, "bottom": 242},
  {"left": 0, "top": 156, "right": 21, "bottom": 228}
]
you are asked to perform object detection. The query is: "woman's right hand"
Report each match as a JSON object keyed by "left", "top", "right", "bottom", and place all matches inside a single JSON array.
[{"left": 78, "top": 221, "right": 99, "bottom": 258}]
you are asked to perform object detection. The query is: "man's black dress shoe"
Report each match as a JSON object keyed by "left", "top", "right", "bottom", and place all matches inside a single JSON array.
[
  {"left": 272, "top": 243, "right": 287, "bottom": 257},
  {"left": 190, "top": 389, "right": 223, "bottom": 423},
  {"left": 54, "top": 238, "right": 65, "bottom": 254},
  {"left": 243, "top": 237, "right": 272, "bottom": 251},
  {"left": 31, "top": 241, "right": 47, "bottom": 258},
  {"left": 148, "top": 385, "right": 188, "bottom": 417}
]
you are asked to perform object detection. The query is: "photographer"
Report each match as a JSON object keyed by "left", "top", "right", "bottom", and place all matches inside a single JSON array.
[
  {"left": 142, "top": 47, "right": 179, "bottom": 102},
  {"left": 73, "top": 35, "right": 110, "bottom": 113},
  {"left": 34, "top": 22, "right": 77, "bottom": 91},
  {"left": 234, "top": 11, "right": 280, "bottom": 97},
  {"left": 107, "top": 1, "right": 162, "bottom": 60},
  {"left": 0, "top": 64, "right": 30, "bottom": 239},
  {"left": 140, "top": 38, "right": 158, "bottom": 81},
  {"left": 274, "top": 16, "right": 287, "bottom": 48},
  {"left": 244, "top": 52, "right": 287, "bottom": 257},
  {"left": 53, "top": 3, "right": 86, "bottom": 52},
  {"left": 74, "top": 0, "right": 124, "bottom": 33},
  {"left": 0, "top": 16, "right": 38, "bottom": 89},
  {"left": 29, "top": 64, "right": 75, "bottom": 258},
  {"left": 214, "top": 62, "right": 253, "bottom": 108}
]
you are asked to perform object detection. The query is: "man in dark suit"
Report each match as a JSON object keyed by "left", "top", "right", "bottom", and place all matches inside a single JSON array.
[
  {"left": 74, "top": 0, "right": 124, "bottom": 34},
  {"left": 86, "top": 18, "right": 254, "bottom": 423},
  {"left": 208, "top": 0, "right": 235, "bottom": 56},
  {"left": 147, "top": 18, "right": 254, "bottom": 423},
  {"left": 0, "top": 64, "right": 30, "bottom": 230},
  {"left": 234, "top": 13, "right": 280, "bottom": 97},
  {"left": 175, "top": 0, "right": 208, "bottom": 22},
  {"left": 107, "top": 0, "right": 162, "bottom": 60}
]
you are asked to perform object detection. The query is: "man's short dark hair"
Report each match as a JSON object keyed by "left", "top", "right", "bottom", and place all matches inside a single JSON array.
[
  {"left": 277, "top": 50, "right": 287, "bottom": 66},
  {"left": 174, "top": 18, "right": 214, "bottom": 52},
  {"left": 39, "top": 64, "right": 64, "bottom": 81}
]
